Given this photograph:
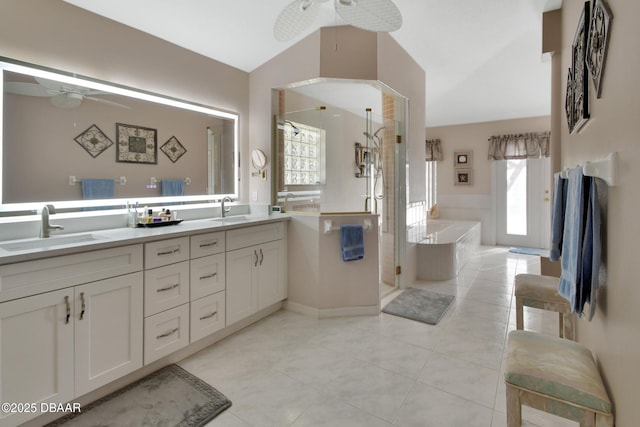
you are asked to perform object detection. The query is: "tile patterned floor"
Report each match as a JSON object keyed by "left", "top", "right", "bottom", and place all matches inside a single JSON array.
[{"left": 180, "top": 247, "right": 578, "bottom": 426}]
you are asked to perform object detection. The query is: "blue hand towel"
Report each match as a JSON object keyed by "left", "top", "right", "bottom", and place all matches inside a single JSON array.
[
  {"left": 340, "top": 224, "right": 365, "bottom": 262},
  {"left": 161, "top": 180, "right": 184, "bottom": 197},
  {"left": 550, "top": 172, "right": 568, "bottom": 262},
  {"left": 82, "top": 179, "right": 115, "bottom": 200},
  {"left": 558, "top": 168, "right": 585, "bottom": 312},
  {"left": 580, "top": 178, "right": 601, "bottom": 320}
]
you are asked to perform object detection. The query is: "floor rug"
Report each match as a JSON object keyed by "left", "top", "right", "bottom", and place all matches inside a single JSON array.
[
  {"left": 509, "top": 247, "right": 543, "bottom": 256},
  {"left": 382, "top": 288, "right": 455, "bottom": 325},
  {"left": 46, "top": 364, "right": 231, "bottom": 427}
]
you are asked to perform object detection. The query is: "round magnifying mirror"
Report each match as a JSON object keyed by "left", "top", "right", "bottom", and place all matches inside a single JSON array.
[{"left": 251, "top": 149, "right": 267, "bottom": 170}]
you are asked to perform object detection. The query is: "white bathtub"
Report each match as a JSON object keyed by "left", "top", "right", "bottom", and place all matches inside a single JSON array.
[{"left": 409, "top": 220, "right": 481, "bottom": 280}]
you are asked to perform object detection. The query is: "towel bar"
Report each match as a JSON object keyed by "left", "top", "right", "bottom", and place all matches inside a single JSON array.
[
  {"left": 559, "top": 152, "right": 617, "bottom": 186},
  {"left": 324, "top": 219, "right": 372, "bottom": 234},
  {"left": 69, "top": 176, "right": 126, "bottom": 185}
]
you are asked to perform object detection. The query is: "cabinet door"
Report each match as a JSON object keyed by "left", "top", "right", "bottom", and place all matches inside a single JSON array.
[
  {"left": 257, "top": 240, "right": 286, "bottom": 310},
  {"left": 0, "top": 289, "right": 74, "bottom": 427},
  {"left": 226, "top": 246, "right": 258, "bottom": 325},
  {"left": 74, "top": 272, "right": 143, "bottom": 396}
]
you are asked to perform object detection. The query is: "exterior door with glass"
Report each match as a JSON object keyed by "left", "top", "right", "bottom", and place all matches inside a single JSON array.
[{"left": 495, "top": 158, "right": 551, "bottom": 248}]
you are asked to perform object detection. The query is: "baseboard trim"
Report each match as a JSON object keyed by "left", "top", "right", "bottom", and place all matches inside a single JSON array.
[{"left": 284, "top": 300, "right": 379, "bottom": 318}]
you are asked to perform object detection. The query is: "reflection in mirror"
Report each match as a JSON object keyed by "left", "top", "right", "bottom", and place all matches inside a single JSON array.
[
  {"left": 1, "top": 58, "right": 238, "bottom": 215},
  {"left": 274, "top": 81, "right": 402, "bottom": 214}
]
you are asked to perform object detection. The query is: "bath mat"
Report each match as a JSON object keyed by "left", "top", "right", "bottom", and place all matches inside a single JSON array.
[
  {"left": 382, "top": 288, "right": 455, "bottom": 325},
  {"left": 46, "top": 364, "right": 231, "bottom": 427},
  {"left": 509, "top": 247, "right": 543, "bottom": 256}
]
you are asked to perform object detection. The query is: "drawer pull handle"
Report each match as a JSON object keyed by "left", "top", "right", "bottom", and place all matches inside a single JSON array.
[
  {"left": 199, "top": 241, "right": 218, "bottom": 248},
  {"left": 64, "top": 296, "right": 71, "bottom": 324},
  {"left": 254, "top": 250, "right": 259, "bottom": 267},
  {"left": 156, "top": 328, "right": 179, "bottom": 339},
  {"left": 199, "top": 311, "right": 218, "bottom": 321},
  {"left": 79, "top": 292, "right": 86, "bottom": 320},
  {"left": 199, "top": 272, "right": 217, "bottom": 280},
  {"left": 259, "top": 248, "right": 264, "bottom": 266},
  {"left": 157, "top": 283, "right": 180, "bottom": 292},
  {"left": 157, "top": 248, "right": 180, "bottom": 256}
]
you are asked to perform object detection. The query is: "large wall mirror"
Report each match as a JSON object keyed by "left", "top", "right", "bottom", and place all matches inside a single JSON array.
[{"left": 0, "top": 58, "right": 238, "bottom": 215}]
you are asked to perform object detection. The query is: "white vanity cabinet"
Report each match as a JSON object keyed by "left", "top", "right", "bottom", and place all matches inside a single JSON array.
[
  {"left": 226, "top": 222, "right": 286, "bottom": 326},
  {"left": 0, "top": 245, "right": 143, "bottom": 427}
]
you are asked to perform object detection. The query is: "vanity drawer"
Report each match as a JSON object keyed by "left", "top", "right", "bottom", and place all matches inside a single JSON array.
[
  {"left": 0, "top": 245, "right": 143, "bottom": 303},
  {"left": 190, "top": 231, "right": 225, "bottom": 258},
  {"left": 190, "top": 254, "right": 225, "bottom": 300},
  {"left": 226, "top": 222, "right": 284, "bottom": 251},
  {"left": 144, "top": 303, "right": 189, "bottom": 364},
  {"left": 144, "top": 237, "right": 189, "bottom": 269},
  {"left": 190, "top": 291, "right": 226, "bottom": 343},
  {"left": 144, "top": 261, "right": 190, "bottom": 316}
]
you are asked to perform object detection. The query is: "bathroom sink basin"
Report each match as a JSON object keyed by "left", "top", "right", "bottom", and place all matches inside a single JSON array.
[
  {"left": 0, "top": 233, "right": 106, "bottom": 252},
  {"left": 211, "top": 215, "right": 248, "bottom": 224}
]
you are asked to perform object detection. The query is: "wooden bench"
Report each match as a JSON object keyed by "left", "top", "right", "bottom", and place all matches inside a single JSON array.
[
  {"left": 505, "top": 330, "right": 613, "bottom": 427},
  {"left": 515, "top": 274, "right": 575, "bottom": 340}
]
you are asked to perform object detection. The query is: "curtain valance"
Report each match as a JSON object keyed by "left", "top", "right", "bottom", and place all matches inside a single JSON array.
[
  {"left": 487, "top": 132, "right": 550, "bottom": 160},
  {"left": 425, "top": 139, "right": 443, "bottom": 161}
]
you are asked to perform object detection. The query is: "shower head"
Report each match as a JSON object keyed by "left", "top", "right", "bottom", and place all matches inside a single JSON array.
[{"left": 284, "top": 120, "right": 301, "bottom": 136}]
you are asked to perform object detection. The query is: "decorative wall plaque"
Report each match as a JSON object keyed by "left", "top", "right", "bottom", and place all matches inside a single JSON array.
[
  {"left": 570, "top": 1, "right": 591, "bottom": 134},
  {"left": 74, "top": 124, "right": 113, "bottom": 158},
  {"left": 586, "top": 0, "right": 613, "bottom": 98},
  {"left": 116, "top": 123, "right": 157, "bottom": 164},
  {"left": 565, "top": 69, "right": 575, "bottom": 133},
  {"left": 161, "top": 136, "right": 187, "bottom": 163}
]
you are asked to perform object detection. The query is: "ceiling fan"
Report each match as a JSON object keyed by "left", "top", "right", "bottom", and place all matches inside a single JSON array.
[
  {"left": 273, "top": 0, "right": 402, "bottom": 42},
  {"left": 4, "top": 77, "right": 130, "bottom": 109}
]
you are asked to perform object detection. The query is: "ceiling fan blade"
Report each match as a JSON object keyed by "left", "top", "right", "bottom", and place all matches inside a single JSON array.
[
  {"left": 84, "top": 95, "right": 131, "bottom": 109},
  {"left": 274, "top": 0, "right": 322, "bottom": 42},
  {"left": 4, "top": 82, "right": 53, "bottom": 97},
  {"left": 35, "top": 76, "right": 94, "bottom": 95},
  {"left": 50, "top": 93, "right": 82, "bottom": 109},
  {"left": 336, "top": 0, "right": 402, "bottom": 33}
]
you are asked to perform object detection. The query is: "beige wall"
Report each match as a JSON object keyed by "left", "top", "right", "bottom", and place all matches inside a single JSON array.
[
  {"left": 558, "top": 1, "right": 640, "bottom": 424},
  {"left": 287, "top": 214, "right": 379, "bottom": 312},
  {"left": 0, "top": 0, "right": 250, "bottom": 201},
  {"left": 426, "top": 116, "right": 550, "bottom": 244}
]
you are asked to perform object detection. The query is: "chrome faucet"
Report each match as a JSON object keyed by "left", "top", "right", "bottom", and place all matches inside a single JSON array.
[
  {"left": 221, "top": 196, "right": 232, "bottom": 218},
  {"left": 41, "top": 204, "right": 64, "bottom": 238}
]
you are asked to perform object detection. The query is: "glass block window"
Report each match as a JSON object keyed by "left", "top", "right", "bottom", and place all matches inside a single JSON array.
[{"left": 283, "top": 121, "right": 325, "bottom": 186}]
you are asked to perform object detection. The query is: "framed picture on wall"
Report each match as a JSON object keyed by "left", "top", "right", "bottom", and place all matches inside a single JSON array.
[
  {"left": 454, "top": 168, "right": 473, "bottom": 185},
  {"left": 116, "top": 123, "right": 158, "bottom": 164},
  {"left": 454, "top": 151, "right": 473, "bottom": 167}
]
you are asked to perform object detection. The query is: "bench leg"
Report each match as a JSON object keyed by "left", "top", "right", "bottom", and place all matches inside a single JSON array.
[
  {"left": 506, "top": 383, "right": 522, "bottom": 427},
  {"left": 516, "top": 297, "right": 524, "bottom": 331},
  {"left": 563, "top": 313, "right": 575, "bottom": 340}
]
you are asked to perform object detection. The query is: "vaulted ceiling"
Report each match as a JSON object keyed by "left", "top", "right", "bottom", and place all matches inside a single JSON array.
[{"left": 64, "top": 0, "right": 561, "bottom": 127}]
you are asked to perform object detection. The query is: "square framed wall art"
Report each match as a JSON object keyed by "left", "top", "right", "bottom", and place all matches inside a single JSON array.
[
  {"left": 116, "top": 123, "right": 157, "bottom": 164},
  {"left": 454, "top": 151, "right": 473, "bottom": 168},
  {"left": 454, "top": 168, "right": 473, "bottom": 186}
]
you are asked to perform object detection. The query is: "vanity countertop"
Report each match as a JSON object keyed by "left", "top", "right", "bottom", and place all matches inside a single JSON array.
[{"left": 0, "top": 214, "right": 290, "bottom": 266}]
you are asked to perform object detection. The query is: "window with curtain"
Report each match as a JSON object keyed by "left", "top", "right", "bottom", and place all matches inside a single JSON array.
[
  {"left": 425, "top": 138, "right": 443, "bottom": 161},
  {"left": 487, "top": 132, "right": 550, "bottom": 160},
  {"left": 425, "top": 139, "right": 441, "bottom": 210}
]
